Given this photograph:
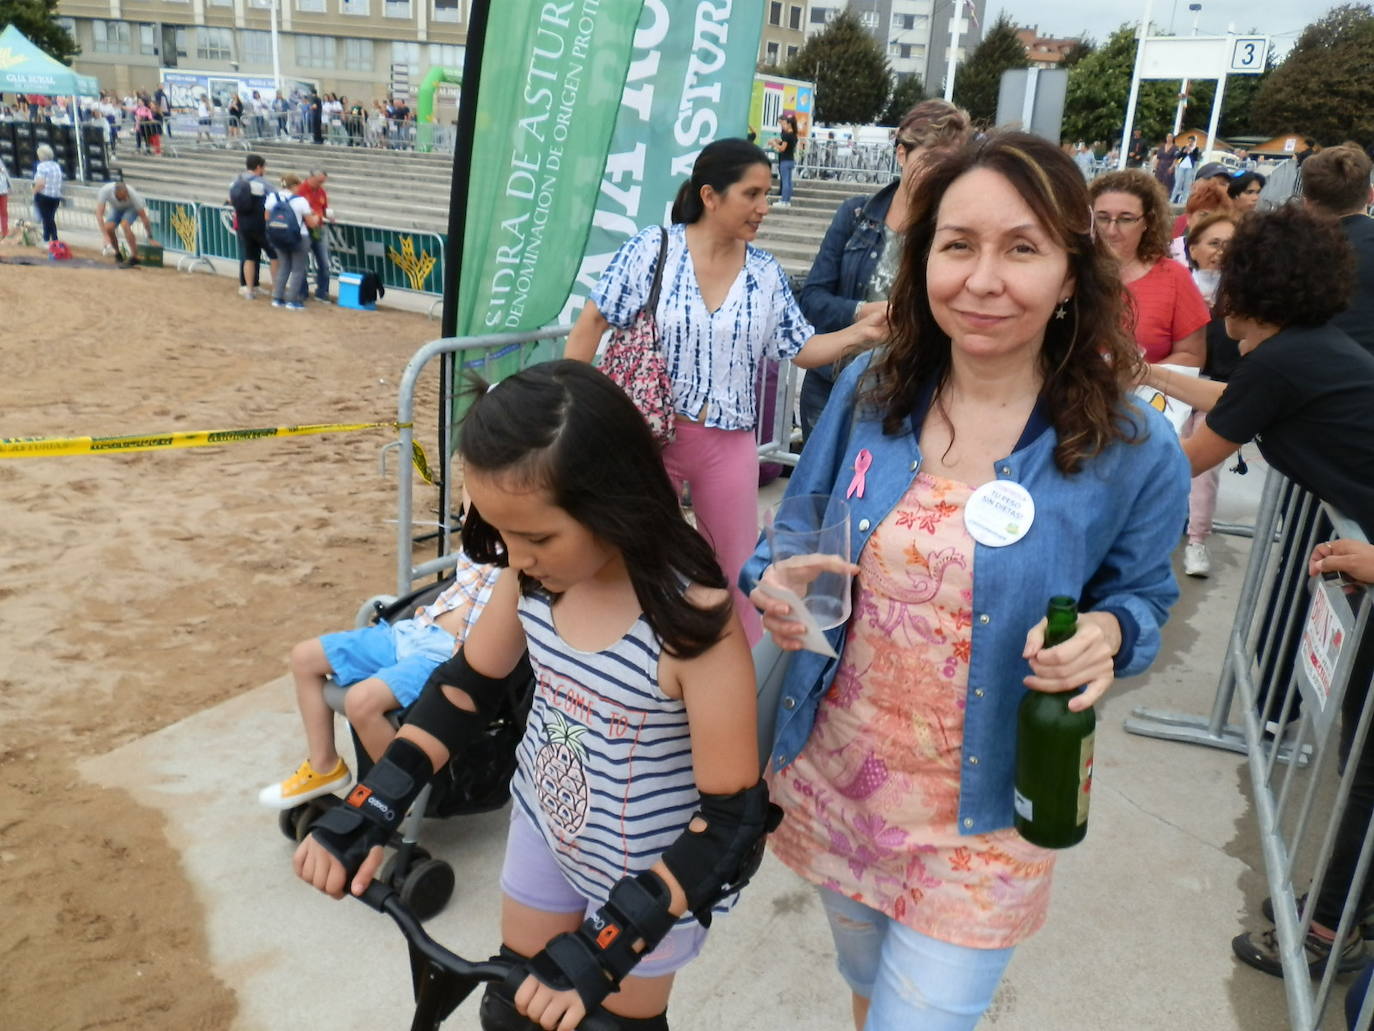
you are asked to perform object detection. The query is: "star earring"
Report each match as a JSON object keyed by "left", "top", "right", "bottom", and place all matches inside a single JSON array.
[{"left": 1054, "top": 298, "right": 1070, "bottom": 320}]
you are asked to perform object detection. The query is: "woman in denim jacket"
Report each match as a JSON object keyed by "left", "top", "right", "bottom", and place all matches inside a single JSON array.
[
  {"left": 797, "top": 100, "right": 972, "bottom": 440},
  {"left": 742, "top": 133, "right": 1190, "bottom": 1031}
]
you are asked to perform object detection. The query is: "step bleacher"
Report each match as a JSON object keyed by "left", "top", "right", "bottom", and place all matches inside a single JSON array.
[{"left": 110, "top": 140, "right": 887, "bottom": 276}]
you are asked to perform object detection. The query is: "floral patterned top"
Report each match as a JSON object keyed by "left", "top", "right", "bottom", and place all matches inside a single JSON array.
[{"left": 768, "top": 472, "right": 1057, "bottom": 949}]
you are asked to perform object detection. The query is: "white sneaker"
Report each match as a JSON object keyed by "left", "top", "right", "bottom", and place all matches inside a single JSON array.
[
  {"left": 239, "top": 285, "right": 256, "bottom": 300},
  {"left": 1184, "top": 541, "right": 1211, "bottom": 577}
]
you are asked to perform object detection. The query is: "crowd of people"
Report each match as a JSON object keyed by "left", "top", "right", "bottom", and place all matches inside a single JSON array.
[{"left": 0, "top": 89, "right": 421, "bottom": 154}]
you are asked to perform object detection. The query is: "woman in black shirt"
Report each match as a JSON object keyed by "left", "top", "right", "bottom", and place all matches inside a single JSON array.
[{"left": 771, "top": 115, "right": 798, "bottom": 209}]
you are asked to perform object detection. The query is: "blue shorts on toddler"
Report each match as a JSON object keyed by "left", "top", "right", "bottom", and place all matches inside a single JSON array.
[{"left": 321, "top": 618, "right": 455, "bottom": 708}]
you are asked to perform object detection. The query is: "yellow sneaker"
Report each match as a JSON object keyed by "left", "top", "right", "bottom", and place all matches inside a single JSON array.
[{"left": 258, "top": 758, "right": 351, "bottom": 809}]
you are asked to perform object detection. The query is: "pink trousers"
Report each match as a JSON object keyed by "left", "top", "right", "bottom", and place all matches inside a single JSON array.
[
  {"left": 1183, "top": 408, "right": 1221, "bottom": 543},
  {"left": 662, "top": 420, "right": 763, "bottom": 645}
]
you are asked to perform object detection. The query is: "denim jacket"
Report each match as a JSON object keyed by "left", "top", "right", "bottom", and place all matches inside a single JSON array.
[
  {"left": 741, "top": 357, "right": 1190, "bottom": 834},
  {"left": 799, "top": 180, "right": 900, "bottom": 343}
]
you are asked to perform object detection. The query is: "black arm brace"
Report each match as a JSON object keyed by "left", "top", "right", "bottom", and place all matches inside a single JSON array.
[
  {"left": 527, "top": 870, "right": 677, "bottom": 1012},
  {"left": 309, "top": 736, "right": 433, "bottom": 880},
  {"left": 660, "top": 780, "right": 782, "bottom": 926},
  {"left": 419, "top": 647, "right": 512, "bottom": 720},
  {"left": 524, "top": 781, "right": 782, "bottom": 1011}
]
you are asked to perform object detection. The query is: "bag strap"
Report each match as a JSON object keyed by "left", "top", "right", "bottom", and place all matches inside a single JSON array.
[{"left": 645, "top": 226, "right": 669, "bottom": 315}]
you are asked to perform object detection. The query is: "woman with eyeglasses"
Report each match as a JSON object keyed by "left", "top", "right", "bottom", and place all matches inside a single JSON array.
[{"left": 1090, "top": 170, "right": 1209, "bottom": 368}]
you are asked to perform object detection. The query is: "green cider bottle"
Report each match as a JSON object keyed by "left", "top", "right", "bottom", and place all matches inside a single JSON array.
[{"left": 1013, "top": 596, "right": 1096, "bottom": 849}]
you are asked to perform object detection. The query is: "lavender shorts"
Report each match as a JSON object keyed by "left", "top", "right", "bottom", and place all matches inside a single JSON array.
[{"left": 499, "top": 807, "right": 708, "bottom": 978}]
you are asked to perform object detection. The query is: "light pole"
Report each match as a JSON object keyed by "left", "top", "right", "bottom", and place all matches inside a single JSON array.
[
  {"left": 270, "top": 0, "right": 282, "bottom": 96},
  {"left": 1171, "top": 2, "right": 1201, "bottom": 135},
  {"left": 944, "top": 0, "right": 965, "bottom": 101}
]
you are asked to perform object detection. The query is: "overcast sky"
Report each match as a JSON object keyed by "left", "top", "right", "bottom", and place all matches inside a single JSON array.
[{"left": 987, "top": 0, "right": 1325, "bottom": 57}]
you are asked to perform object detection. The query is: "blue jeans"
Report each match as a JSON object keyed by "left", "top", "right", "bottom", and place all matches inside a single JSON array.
[
  {"left": 274, "top": 241, "right": 309, "bottom": 302},
  {"left": 298, "top": 230, "right": 331, "bottom": 300},
  {"left": 819, "top": 888, "right": 1015, "bottom": 1031},
  {"left": 779, "top": 159, "right": 795, "bottom": 203}
]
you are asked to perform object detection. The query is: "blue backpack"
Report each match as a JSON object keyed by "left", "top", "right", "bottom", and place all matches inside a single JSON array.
[{"left": 265, "top": 192, "right": 301, "bottom": 249}]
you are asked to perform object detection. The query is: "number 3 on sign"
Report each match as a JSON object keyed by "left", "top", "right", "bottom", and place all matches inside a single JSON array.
[{"left": 1229, "top": 37, "right": 1267, "bottom": 74}]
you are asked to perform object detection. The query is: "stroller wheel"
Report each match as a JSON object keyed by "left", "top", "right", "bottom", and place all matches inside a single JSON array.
[
  {"left": 399, "top": 857, "right": 455, "bottom": 921},
  {"left": 279, "top": 805, "right": 305, "bottom": 842},
  {"left": 379, "top": 845, "right": 431, "bottom": 886},
  {"left": 291, "top": 805, "right": 320, "bottom": 842}
]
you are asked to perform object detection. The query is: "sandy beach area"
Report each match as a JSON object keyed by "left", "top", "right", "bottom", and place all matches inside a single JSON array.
[{"left": 0, "top": 249, "right": 443, "bottom": 1029}]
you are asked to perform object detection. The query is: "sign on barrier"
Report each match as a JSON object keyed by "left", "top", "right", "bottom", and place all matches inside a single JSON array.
[
  {"left": 143, "top": 196, "right": 198, "bottom": 255},
  {"left": 195, "top": 204, "right": 444, "bottom": 295}
]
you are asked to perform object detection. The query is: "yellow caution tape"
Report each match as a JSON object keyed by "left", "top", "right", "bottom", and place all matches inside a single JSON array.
[{"left": 0, "top": 421, "right": 438, "bottom": 485}]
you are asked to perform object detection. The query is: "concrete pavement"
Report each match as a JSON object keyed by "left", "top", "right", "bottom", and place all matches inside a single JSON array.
[{"left": 80, "top": 459, "right": 1345, "bottom": 1029}]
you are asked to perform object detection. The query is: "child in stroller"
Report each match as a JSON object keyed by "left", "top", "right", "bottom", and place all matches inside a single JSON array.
[{"left": 259, "top": 547, "right": 501, "bottom": 809}]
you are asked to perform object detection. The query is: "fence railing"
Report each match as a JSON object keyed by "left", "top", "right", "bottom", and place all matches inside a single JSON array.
[
  {"left": 13, "top": 176, "right": 447, "bottom": 297},
  {"left": 794, "top": 139, "right": 898, "bottom": 185},
  {"left": 134, "top": 113, "right": 451, "bottom": 154},
  {"left": 391, "top": 328, "right": 572, "bottom": 595},
  {"left": 1127, "top": 468, "right": 1374, "bottom": 1029}
]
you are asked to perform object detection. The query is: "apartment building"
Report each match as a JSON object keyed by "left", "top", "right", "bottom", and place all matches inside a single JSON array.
[
  {"left": 1015, "top": 25, "right": 1079, "bottom": 68},
  {"left": 54, "top": 0, "right": 470, "bottom": 103},
  {"left": 758, "top": 0, "right": 807, "bottom": 68},
  {"left": 800, "top": 0, "right": 980, "bottom": 92}
]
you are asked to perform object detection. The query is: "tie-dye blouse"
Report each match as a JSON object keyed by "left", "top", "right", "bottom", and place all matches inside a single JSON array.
[{"left": 592, "top": 223, "right": 814, "bottom": 432}]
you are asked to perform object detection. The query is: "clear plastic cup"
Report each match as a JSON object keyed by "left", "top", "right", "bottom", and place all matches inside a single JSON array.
[{"left": 764, "top": 493, "right": 853, "bottom": 630}]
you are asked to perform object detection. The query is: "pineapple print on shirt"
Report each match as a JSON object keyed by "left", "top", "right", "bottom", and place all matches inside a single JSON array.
[
  {"left": 536, "top": 711, "right": 590, "bottom": 841},
  {"left": 511, "top": 590, "right": 701, "bottom": 907}
]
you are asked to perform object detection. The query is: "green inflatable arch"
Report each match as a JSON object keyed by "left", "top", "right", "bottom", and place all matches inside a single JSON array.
[{"left": 416, "top": 66, "right": 462, "bottom": 152}]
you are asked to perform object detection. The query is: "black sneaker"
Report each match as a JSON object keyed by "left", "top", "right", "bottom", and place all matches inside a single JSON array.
[{"left": 1233, "top": 926, "right": 1367, "bottom": 978}]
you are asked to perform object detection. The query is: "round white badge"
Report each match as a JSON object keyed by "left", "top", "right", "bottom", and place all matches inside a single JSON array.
[{"left": 964, "top": 480, "right": 1035, "bottom": 547}]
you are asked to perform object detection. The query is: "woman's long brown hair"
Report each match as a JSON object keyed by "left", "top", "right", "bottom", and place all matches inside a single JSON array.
[{"left": 866, "top": 131, "right": 1146, "bottom": 475}]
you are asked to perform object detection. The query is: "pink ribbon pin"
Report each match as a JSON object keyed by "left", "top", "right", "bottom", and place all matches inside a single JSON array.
[{"left": 846, "top": 449, "right": 872, "bottom": 500}]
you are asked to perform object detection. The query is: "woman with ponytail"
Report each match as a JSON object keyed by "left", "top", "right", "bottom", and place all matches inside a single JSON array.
[{"left": 567, "top": 138, "right": 885, "bottom": 644}]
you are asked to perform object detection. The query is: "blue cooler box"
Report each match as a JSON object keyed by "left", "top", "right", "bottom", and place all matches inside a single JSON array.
[{"left": 338, "top": 272, "right": 374, "bottom": 310}]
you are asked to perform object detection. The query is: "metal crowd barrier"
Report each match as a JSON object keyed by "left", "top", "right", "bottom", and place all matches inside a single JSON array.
[
  {"left": 1127, "top": 468, "right": 1374, "bottom": 1028},
  {"left": 195, "top": 204, "right": 446, "bottom": 296},
  {"left": 13, "top": 176, "right": 446, "bottom": 294},
  {"left": 391, "top": 328, "right": 571, "bottom": 595},
  {"left": 795, "top": 139, "right": 898, "bottom": 184}
]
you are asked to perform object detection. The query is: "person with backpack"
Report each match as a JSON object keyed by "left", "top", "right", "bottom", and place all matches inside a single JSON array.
[
  {"left": 229, "top": 153, "right": 276, "bottom": 300},
  {"left": 265, "top": 172, "right": 320, "bottom": 311}
]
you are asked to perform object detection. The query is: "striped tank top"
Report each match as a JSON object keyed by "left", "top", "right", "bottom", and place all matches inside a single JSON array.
[{"left": 510, "top": 590, "right": 700, "bottom": 906}]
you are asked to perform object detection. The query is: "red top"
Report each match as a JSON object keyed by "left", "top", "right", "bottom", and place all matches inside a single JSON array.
[
  {"left": 1125, "top": 257, "right": 1210, "bottom": 363},
  {"left": 1171, "top": 213, "right": 1189, "bottom": 239},
  {"left": 297, "top": 182, "right": 329, "bottom": 218}
]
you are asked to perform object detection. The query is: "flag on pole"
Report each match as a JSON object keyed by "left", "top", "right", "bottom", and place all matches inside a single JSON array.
[{"left": 455, "top": 2, "right": 645, "bottom": 337}]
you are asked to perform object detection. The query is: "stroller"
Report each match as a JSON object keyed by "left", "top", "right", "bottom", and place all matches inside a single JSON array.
[{"left": 276, "top": 574, "right": 534, "bottom": 921}]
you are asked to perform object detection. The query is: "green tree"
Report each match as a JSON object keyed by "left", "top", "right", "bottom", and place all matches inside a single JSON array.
[
  {"left": 0, "top": 0, "right": 79, "bottom": 63},
  {"left": 782, "top": 9, "right": 891, "bottom": 125},
  {"left": 1062, "top": 24, "right": 1176, "bottom": 147},
  {"left": 951, "top": 14, "right": 1028, "bottom": 125},
  {"left": 1253, "top": 3, "right": 1374, "bottom": 144},
  {"left": 881, "top": 74, "right": 926, "bottom": 126},
  {"left": 1061, "top": 38, "right": 1096, "bottom": 70},
  {"left": 1181, "top": 44, "right": 1276, "bottom": 139}
]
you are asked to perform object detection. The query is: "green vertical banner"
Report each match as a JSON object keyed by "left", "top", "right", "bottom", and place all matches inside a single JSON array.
[
  {"left": 554, "top": 0, "right": 767, "bottom": 326},
  {"left": 455, "top": 0, "right": 646, "bottom": 339}
]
